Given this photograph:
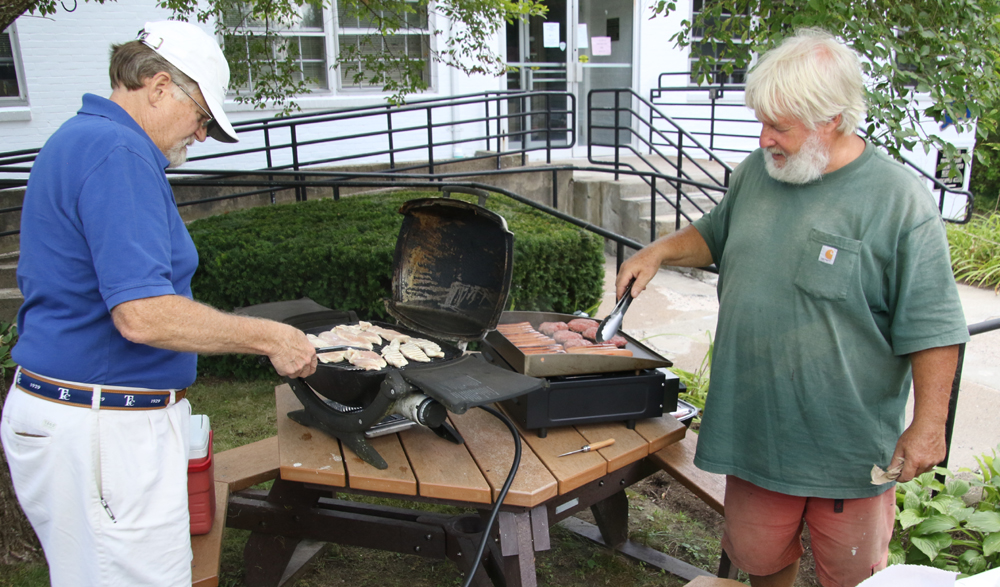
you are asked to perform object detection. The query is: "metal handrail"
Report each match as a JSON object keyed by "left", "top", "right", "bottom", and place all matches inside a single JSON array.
[
  {"left": 587, "top": 88, "right": 733, "bottom": 238},
  {"left": 0, "top": 89, "right": 576, "bottom": 184},
  {"left": 942, "top": 317, "right": 1000, "bottom": 472}
]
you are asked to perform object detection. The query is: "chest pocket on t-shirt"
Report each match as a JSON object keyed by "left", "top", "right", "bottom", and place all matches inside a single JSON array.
[{"left": 793, "top": 229, "right": 862, "bottom": 302}]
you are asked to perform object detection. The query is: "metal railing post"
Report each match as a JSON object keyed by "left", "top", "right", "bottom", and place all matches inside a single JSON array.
[
  {"left": 650, "top": 176, "right": 657, "bottom": 243},
  {"left": 709, "top": 86, "right": 719, "bottom": 151},
  {"left": 614, "top": 90, "right": 620, "bottom": 181},
  {"left": 497, "top": 94, "right": 504, "bottom": 169},
  {"left": 521, "top": 94, "right": 527, "bottom": 167},
  {"left": 551, "top": 169, "right": 558, "bottom": 209},
  {"left": 587, "top": 91, "right": 592, "bottom": 163},
  {"left": 545, "top": 93, "right": 552, "bottom": 164},
  {"left": 263, "top": 121, "right": 275, "bottom": 204},
  {"left": 290, "top": 123, "right": 302, "bottom": 201},
  {"left": 484, "top": 99, "right": 491, "bottom": 153},
  {"left": 387, "top": 108, "right": 396, "bottom": 171},
  {"left": 426, "top": 107, "right": 435, "bottom": 177},
  {"left": 939, "top": 342, "right": 966, "bottom": 473},
  {"left": 648, "top": 101, "right": 654, "bottom": 155},
  {"left": 676, "top": 133, "right": 684, "bottom": 231}
]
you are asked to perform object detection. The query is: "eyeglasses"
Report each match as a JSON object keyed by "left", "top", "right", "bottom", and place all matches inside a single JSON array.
[{"left": 173, "top": 82, "right": 214, "bottom": 130}]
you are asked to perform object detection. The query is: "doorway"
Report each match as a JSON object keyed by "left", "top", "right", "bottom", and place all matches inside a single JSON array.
[{"left": 505, "top": 0, "right": 635, "bottom": 152}]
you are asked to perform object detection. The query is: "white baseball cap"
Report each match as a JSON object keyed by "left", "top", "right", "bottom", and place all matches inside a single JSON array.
[{"left": 138, "top": 21, "right": 239, "bottom": 143}]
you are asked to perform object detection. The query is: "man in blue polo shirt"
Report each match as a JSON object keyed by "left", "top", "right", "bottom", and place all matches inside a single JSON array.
[{"left": 1, "top": 21, "right": 317, "bottom": 587}]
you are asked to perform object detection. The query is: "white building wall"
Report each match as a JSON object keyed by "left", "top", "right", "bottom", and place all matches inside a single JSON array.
[
  {"left": 1, "top": 0, "right": 506, "bottom": 167},
  {"left": 0, "top": 0, "right": 980, "bottom": 206}
]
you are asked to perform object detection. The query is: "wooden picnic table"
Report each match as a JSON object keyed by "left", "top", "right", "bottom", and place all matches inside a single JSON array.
[{"left": 227, "top": 384, "right": 686, "bottom": 587}]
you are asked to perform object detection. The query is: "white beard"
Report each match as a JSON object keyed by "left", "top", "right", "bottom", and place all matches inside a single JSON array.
[
  {"left": 763, "top": 132, "right": 831, "bottom": 184},
  {"left": 166, "top": 138, "right": 193, "bottom": 169}
]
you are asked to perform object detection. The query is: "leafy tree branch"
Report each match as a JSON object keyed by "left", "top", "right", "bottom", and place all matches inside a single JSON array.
[
  {"left": 5, "top": 0, "right": 545, "bottom": 112},
  {"left": 652, "top": 0, "right": 1000, "bottom": 168}
]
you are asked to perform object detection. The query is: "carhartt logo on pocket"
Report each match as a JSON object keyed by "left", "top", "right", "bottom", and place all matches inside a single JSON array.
[{"left": 819, "top": 245, "right": 838, "bottom": 265}]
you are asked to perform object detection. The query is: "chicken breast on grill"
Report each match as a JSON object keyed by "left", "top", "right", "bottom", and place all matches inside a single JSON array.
[
  {"left": 409, "top": 337, "right": 445, "bottom": 358},
  {"left": 344, "top": 349, "right": 387, "bottom": 371},
  {"left": 381, "top": 339, "right": 409, "bottom": 368},
  {"left": 399, "top": 341, "right": 431, "bottom": 362}
]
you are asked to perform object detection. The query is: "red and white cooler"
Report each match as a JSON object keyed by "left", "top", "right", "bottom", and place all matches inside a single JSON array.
[{"left": 187, "top": 414, "right": 215, "bottom": 535}]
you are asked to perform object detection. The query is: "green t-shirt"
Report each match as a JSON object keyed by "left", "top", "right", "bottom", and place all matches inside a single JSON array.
[{"left": 691, "top": 142, "right": 969, "bottom": 498}]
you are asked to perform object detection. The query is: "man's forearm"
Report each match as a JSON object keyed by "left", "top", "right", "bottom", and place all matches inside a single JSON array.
[
  {"left": 643, "top": 225, "right": 715, "bottom": 268},
  {"left": 112, "top": 295, "right": 284, "bottom": 354},
  {"left": 615, "top": 225, "right": 714, "bottom": 299},
  {"left": 910, "top": 345, "right": 959, "bottom": 432},
  {"left": 891, "top": 345, "right": 960, "bottom": 481},
  {"left": 111, "top": 294, "right": 317, "bottom": 378}
]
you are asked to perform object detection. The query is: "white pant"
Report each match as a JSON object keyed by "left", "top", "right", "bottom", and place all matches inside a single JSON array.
[{"left": 1, "top": 381, "right": 193, "bottom": 587}]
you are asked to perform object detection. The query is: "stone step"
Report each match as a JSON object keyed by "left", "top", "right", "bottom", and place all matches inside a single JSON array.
[
  {"left": 0, "top": 262, "right": 17, "bottom": 289},
  {"left": 620, "top": 189, "right": 719, "bottom": 219},
  {"left": 0, "top": 287, "right": 23, "bottom": 324}
]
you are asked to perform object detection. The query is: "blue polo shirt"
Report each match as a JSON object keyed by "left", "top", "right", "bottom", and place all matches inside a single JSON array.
[{"left": 14, "top": 94, "right": 199, "bottom": 389}]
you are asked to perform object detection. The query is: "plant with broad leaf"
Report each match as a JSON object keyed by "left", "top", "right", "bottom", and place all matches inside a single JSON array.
[
  {"left": 889, "top": 447, "right": 1000, "bottom": 574},
  {"left": 0, "top": 321, "right": 16, "bottom": 390}
]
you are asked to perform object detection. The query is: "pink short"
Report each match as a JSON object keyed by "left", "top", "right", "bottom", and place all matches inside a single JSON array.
[{"left": 722, "top": 476, "right": 896, "bottom": 587}]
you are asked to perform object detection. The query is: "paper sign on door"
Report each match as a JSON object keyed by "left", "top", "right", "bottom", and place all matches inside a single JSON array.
[{"left": 592, "top": 36, "right": 612, "bottom": 56}]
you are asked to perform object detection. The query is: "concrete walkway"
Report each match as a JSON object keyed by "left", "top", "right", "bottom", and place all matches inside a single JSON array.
[{"left": 596, "top": 256, "right": 1000, "bottom": 472}]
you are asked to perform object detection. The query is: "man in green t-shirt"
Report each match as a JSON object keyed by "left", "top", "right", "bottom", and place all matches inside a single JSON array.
[{"left": 616, "top": 29, "right": 969, "bottom": 587}]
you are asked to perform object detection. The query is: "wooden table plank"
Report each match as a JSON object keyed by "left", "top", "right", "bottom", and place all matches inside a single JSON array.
[
  {"left": 275, "top": 385, "right": 346, "bottom": 487},
  {"left": 498, "top": 406, "right": 608, "bottom": 495},
  {"left": 214, "top": 436, "right": 280, "bottom": 492},
  {"left": 633, "top": 413, "right": 687, "bottom": 454},
  {"left": 450, "top": 408, "right": 557, "bottom": 508},
  {"left": 399, "top": 424, "right": 492, "bottom": 504},
  {"left": 191, "top": 481, "right": 228, "bottom": 587},
  {"left": 574, "top": 422, "right": 649, "bottom": 473},
  {"left": 342, "top": 433, "right": 417, "bottom": 496}
]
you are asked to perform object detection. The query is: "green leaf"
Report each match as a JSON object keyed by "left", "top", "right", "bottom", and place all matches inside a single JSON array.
[
  {"left": 965, "top": 511, "right": 1000, "bottom": 533},
  {"left": 911, "top": 534, "right": 945, "bottom": 561},
  {"left": 929, "top": 494, "right": 972, "bottom": 519},
  {"left": 899, "top": 509, "right": 928, "bottom": 530},
  {"left": 946, "top": 478, "right": 969, "bottom": 497},
  {"left": 983, "top": 532, "right": 1000, "bottom": 557},
  {"left": 913, "top": 515, "right": 959, "bottom": 536},
  {"left": 888, "top": 537, "right": 907, "bottom": 565},
  {"left": 958, "top": 548, "right": 989, "bottom": 575},
  {"left": 903, "top": 487, "right": 924, "bottom": 511}
]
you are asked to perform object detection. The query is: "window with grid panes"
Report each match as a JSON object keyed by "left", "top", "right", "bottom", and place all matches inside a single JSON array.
[
  {"left": 689, "top": 0, "right": 747, "bottom": 85},
  {"left": 336, "top": 0, "right": 430, "bottom": 89},
  {"left": 1, "top": 26, "right": 26, "bottom": 104},
  {"left": 222, "top": 3, "right": 328, "bottom": 90}
]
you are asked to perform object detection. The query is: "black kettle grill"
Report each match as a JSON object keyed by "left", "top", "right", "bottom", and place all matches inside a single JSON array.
[{"left": 239, "top": 197, "right": 544, "bottom": 469}]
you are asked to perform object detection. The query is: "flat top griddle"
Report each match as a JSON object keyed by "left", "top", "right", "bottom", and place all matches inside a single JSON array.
[{"left": 484, "top": 310, "right": 672, "bottom": 378}]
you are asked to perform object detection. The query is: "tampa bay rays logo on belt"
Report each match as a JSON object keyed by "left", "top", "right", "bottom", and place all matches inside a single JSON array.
[
  {"left": 124, "top": 395, "right": 136, "bottom": 407},
  {"left": 58, "top": 387, "right": 71, "bottom": 401}
]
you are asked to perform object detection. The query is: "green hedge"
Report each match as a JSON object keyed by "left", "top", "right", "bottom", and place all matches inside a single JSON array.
[{"left": 188, "top": 190, "right": 604, "bottom": 378}]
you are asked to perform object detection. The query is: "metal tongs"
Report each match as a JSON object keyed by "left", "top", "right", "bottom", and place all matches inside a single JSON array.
[
  {"left": 595, "top": 279, "right": 634, "bottom": 343},
  {"left": 314, "top": 345, "right": 369, "bottom": 354}
]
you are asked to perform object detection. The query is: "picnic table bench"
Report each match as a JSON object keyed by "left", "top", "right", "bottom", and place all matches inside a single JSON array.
[{"left": 209, "top": 384, "right": 688, "bottom": 587}]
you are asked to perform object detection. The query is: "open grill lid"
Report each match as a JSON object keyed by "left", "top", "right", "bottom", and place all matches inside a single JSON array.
[{"left": 386, "top": 198, "right": 514, "bottom": 343}]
